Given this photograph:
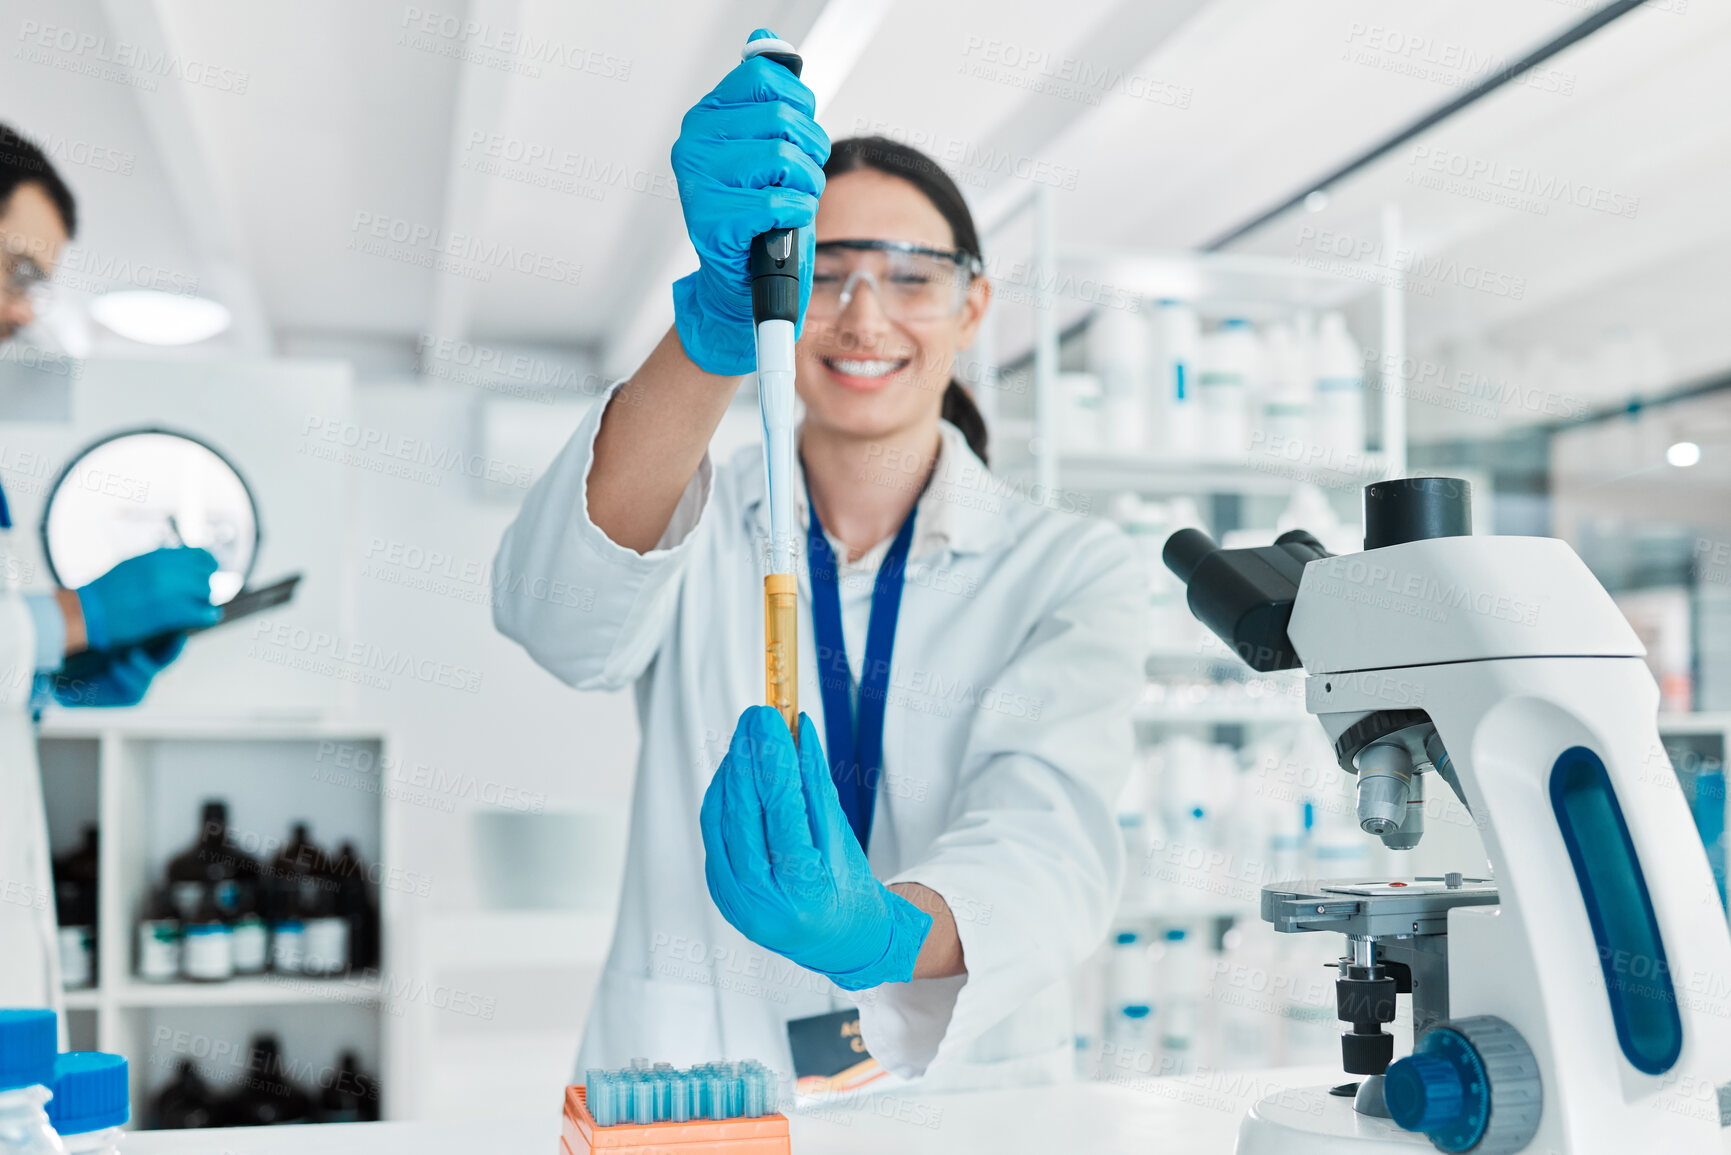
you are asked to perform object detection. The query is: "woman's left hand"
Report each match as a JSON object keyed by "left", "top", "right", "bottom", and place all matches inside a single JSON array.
[{"left": 700, "top": 705, "right": 932, "bottom": 990}]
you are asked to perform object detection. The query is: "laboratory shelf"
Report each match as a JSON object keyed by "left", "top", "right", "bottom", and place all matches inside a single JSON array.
[
  {"left": 1134, "top": 700, "right": 1309, "bottom": 725},
  {"left": 36, "top": 712, "right": 386, "bottom": 743},
  {"left": 978, "top": 185, "right": 1409, "bottom": 506},
  {"left": 1116, "top": 895, "right": 1260, "bottom": 924},
  {"left": 1058, "top": 246, "right": 1389, "bottom": 316},
  {"left": 1026, "top": 451, "right": 1392, "bottom": 497},
  {"left": 102, "top": 975, "right": 387, "bottom": 1008}
]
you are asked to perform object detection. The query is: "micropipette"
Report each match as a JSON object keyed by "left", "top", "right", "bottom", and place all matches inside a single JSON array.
[{"left": 742, "top": 34, "right": 804, "bottom": 740}]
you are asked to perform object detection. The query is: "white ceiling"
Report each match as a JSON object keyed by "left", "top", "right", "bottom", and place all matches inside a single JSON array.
[{"left": 5, "top": 0, "right": 1729, "bottom": 445}]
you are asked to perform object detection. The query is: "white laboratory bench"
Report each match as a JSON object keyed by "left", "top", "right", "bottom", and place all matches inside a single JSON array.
[
  {"left": 119, "top": 1066, "right": 1731, "bottom": 1154},
  {"left": 123, "top": 1066, "right": 1345, "bottom": 1154}
]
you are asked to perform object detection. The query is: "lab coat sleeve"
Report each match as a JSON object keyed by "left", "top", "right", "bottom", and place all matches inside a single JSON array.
[
  {"left": 22, "top": 593, "right": 64, "bottom": 672},
  {"left": 0, "top": 592, "right": 38, "bottom": 710},
  {"left": 492, "top": 384, "right": 714, "bottom": 689},
  {"left": 862, "top": 523, "right": 1147, "bottom": 1078}
]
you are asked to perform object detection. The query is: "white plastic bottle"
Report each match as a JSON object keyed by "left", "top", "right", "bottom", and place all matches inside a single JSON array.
[
  {"left": 1157, "top": 927, "right": 1202, "bottom": 1074},
  {"left": 1103, "top": 931, "right": 1157, "bottom": 1074},
  {"left": 1212, "top": 919, "right": 1279, "bottom": 1069},
  {"left": 45, "top": 1053, "right": 127, "bottom": 1154},
  {"left": 1056, "top": 373, "right": 1104, "bottom": 455},
  {"left": 1311, "top": 312, "right": 1365, "bottom": 463},
  {"left": 1107, "top": 930, "right": 1154, "bottom": 1018},
  {"left": 1087, "top": 306, "right": 1149, "bottom": 453},
  {"left": 1256, "top": 322, "right": 1313, "bottom": 459},
  {"left": 1198, "top": 320, "right": 1260, "bottom": 459},
  {"left": 0, "top": 1009, "right": 67, "bottom": 1155},
  {"left": 1148, "top": 300, "right": 1200, "bottom": 457}
]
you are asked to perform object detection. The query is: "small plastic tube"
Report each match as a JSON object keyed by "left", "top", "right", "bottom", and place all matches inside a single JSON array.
[
  {"left": 584, "top": 1069, "right": 603, "bottom": 1123},
  {"left": 761, "top": 1069, "right": 778, "bottom": 1116},
  {"left": 594, "top": 1072, "right": 616, "bottom": 1127},
  {"left": 671, "top": 1074, "right": 690, "bottom": 1122},
  {"left": 633, "top": 1079, "right": 653, "bottom": 1125},
  {"left": 653, "top": 1074, "right": 671, "bottom": 1122},
  {"left": 743, "top": 1070, "right": 764, "bottom": 1118},
  {"left": 707, "top": 1074, "right": 728, "bottom": 1120}
]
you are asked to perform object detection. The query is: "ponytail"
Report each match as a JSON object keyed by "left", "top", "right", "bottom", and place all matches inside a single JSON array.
[{"left": 941, "top": 381, "right": 989, "bottom": 466}]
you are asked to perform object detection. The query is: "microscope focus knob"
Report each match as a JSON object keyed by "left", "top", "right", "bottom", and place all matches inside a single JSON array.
[
  {"left": 1385, "top": 1015, "right": 1542, "bottom": 1154},
  {"left": 1384, "top": 1053, "right": 1465, "bottom": 1134}
]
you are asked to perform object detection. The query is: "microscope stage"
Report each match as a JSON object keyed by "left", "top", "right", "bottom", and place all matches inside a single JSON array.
[{"left": 1263, "top": 877, "right": 1497, "bottom": 937}]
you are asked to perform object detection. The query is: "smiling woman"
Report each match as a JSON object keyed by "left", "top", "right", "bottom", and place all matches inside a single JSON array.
[
  {"left": 803, "top": 137, "right": 992, "bottom": 468},
  {"left": 491, "top": 32, "right": 1145, "bottom": 1094}
]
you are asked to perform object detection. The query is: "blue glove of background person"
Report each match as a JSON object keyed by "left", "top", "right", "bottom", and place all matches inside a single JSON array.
[
  {"left": 77, "top": 547, "right": 220, "bottom": 651},
  {"left": 670, "top": 27, "right": 829, "bottom": 376},
  {"left": 50, "top": 634, "right": 186, "bottom": 708},
  {"left": 700, "top": 706, "right": 932, "bottom": 991}
]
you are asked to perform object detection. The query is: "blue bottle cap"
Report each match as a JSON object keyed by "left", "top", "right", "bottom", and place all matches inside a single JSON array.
[
  {"left": 0, "top": 1009, "right": 57, "bottom": 1092},
  {"left": 47, "top": 1052, "right": 129, "bottom": 1134},
  {"left": 1115, "top": 931, "right": 1139, "bottom": 945},
  {"left": 1165, "top": 928, "right": 1188, "bottom": 941},
  {"left": 1121, "top": 1004, "right": 1151, "bottom": 1018}
]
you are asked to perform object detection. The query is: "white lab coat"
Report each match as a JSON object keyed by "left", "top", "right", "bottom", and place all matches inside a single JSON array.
[
  {"left": 493, "top": 388, "right": 1146, "bottom": 1090},
  {"left": 0, "top": 570, "right": 62, "bottom": 1015}
]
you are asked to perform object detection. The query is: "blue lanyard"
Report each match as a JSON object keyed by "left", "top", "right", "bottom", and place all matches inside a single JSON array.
[{"left": 806, "top": 491, "right": 918, "bottom": 852}]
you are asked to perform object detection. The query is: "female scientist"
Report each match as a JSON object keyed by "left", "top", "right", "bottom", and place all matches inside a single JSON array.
[
  {"left": 493, "top": 32, "right": 1144, "bottom": 1089},
  {"left": 0, "top": 126, "right": 221, "bottom": 1013}
]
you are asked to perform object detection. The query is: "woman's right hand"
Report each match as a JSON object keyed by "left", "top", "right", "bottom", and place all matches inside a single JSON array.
[{"left": 670, "top": 28, "right": 830, "bottom": 377}]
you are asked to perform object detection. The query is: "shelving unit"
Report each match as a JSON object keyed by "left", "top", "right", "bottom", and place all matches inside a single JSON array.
[
  {"left": 977, "top": 186, "right": 1407, "bottom": 497},
  {"left": 1656, "top": 713, "right": 1731, "bottom": 921},
  {"left": 969, "top": 193, "right": 1414, "bottom": 1079},
  {"left": 37, "top": 715, "right": 401, "bottom": 1126}
]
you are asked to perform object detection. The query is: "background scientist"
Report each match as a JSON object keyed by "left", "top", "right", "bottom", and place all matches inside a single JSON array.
[{"left": 0, "top": 126, "right": 220, "bottom": 1015}]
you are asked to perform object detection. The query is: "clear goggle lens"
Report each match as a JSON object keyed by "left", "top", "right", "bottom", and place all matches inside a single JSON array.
[
  {"left": 2, "top": 252, "right": 54, "bottom": 307},
  {"left": 808, "top": 243, "right": 978, "bottom": 323}
]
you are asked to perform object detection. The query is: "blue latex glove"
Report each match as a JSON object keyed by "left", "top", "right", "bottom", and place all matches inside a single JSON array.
[
  {"left": 77, "top": 547, "right": 220, "bottom": 651},
  {"left": 50, "top": 634, "right": 185, "bottom": 707},
  {"left": 670, "top": 27, "right": 830, "bottom": 376},
  {"left": 701, "top": 706, "right": 933, "bottom": 990}
]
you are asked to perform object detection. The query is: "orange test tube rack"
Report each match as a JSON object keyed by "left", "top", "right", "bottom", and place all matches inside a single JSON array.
[{"left": 558, "top": 1086, "right": 791, "bottom": 1155}]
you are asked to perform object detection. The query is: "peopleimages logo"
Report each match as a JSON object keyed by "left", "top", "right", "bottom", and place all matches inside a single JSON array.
[
  {"left": 1294, "top": 226, "right": 1526, "bottom": 301},
  {"left": 398, "top": 7, "right": 631, "bottom": 80},
  {"left": 15, "top": 20, "right": 251, "bottom": 93}
]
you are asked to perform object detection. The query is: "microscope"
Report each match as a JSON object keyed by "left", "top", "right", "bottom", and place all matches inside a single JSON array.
[{"left": 1163, "top": 478, "right": 1731, "bottom": 1154}]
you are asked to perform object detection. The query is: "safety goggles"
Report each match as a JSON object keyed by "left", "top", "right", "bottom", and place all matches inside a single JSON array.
[
  {"left": 808, "top": 240, "right": 983, "bottom": 324},
  {"left": 1, "top": 249, "right": 54, "bottom": 307}
]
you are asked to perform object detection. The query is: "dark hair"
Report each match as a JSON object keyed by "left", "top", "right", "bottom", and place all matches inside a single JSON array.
[
  {"left": 823, "top": 136, "right": 988, "bottom": 464},
  {"left": 0, "top": 124, "right": 76, "bottom": 238}
]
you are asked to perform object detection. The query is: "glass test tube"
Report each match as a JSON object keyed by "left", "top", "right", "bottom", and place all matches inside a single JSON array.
[{"left": 764, "top": 573, "right": 798, "bottom": 738}]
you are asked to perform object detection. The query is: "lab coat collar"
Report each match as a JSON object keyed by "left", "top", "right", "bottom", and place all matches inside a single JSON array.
[{"left": 741, "top": 419, "right": 1014, "bottom": 561}]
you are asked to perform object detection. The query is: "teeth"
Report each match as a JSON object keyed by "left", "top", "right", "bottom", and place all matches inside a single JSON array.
[{"left": 828, "top": 358, "right": 905, "bottom": 379}]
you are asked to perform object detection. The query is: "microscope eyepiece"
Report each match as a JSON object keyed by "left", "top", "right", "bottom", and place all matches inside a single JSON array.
[
  {"left": 1162, "top": 527, "right": 1217, "bottom": 586},
  {"left": 1363, "top": 477, "right": 1472, "bottom": 550},
  {"left": 1161, "top": 526, "right": 1332, "bottom": 672}
]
